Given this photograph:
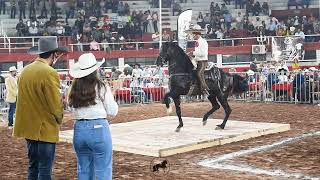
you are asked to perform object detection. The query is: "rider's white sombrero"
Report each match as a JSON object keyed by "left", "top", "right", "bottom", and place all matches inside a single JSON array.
[{"left": 185, "top": 24, "right": 206, "bottom": 34}]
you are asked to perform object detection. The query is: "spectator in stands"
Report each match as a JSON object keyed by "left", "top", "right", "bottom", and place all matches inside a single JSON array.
[
  {"left": 0, "top": 0, "right": 5, "bottom": 15},
  {"left": 288, "top": 0, "right": 299, "bottom": 9},
  {"left": 295, "top": 28, "right": 305, "bottom": 39},
  {"left": 111, "top": 67, "right": 122, "bottom": 79},
  {"left": 172, "top": 1, "right": 181, "bottom": 16},
  {"left": 38, "top": 23, "right": 45, "bottom": 35},
  {"left": 302, "top": 0, "right": 310, "bottom": 8},
  {"left": 117, "top": 1, "right": 124, "bottom": 15},
  {"left": 203, "top": 13, "right": 210, "bottom": 26},
  {"left": 39, "top": 0, "right": 49, "bottom": 19},
  {"left": 47, "top": 23, "right": 57, "bottom": 35},
  {"left": 132, "top": 63, "right": 143, "bottom": 79},
  {"left": 76, "top": 33, "right": 83, "bottom": 51},
  {"left": 267, "top": 19, "right": 277, "bottom": 36},
  {"left": 223, "top": 11, "right": 232, "bottom": 30},
  {"left": 235, "top": 12, "right": 243, "bottom": 29},
  {"left": 142, "top": 11, "right": 149, "bottom": 33},
  {"left": 197, "top": 12, "right": 204, "bottom": 28},
  {"left": 292, "top": 58, "right": 300, "bottom": 71},
  {"left": 74, "top": 16, "right": 84, "bottom": 34},
  {"left": 209, "top": 2, "right": 214, "bottom": 15},
  {"left": 146, "top": 10, "right": 153, "bottom": 32},
  {"left": 29, "top": 0, "right": 36, "bottom": 19},
  {"left": 56, "top": 22, "right": 65, "bottom": 36},
  {"left": 64, "top": 23, "right": 72, "bottom": 36},
  {"left": 213, "top": 3, "right": 220, "bottom": 16},
  {"left": 223, "top": 0, "right": 230, "bottom": 5},
  {"left": 150, "top": 0, "right": 158, "bottom": 8},
  {"left": 124, "top": 2, "right": 130, "bottom": 15},
  {"left": 163, "top": 30, "right": 171, "bottom": 41},
  {"left": 18, "top": 0, "right": 26, "bottom": 19},
  {"left": 152, "top": 32, "right": 160, "bottom": 49},
  {"left": 153, "top": 65, "right": 165, "bottom": 85},
  {"left": 248, "top": 23, "right": 257, "bottom": 36},
  {"left": 215, "top": 28, "right": 224, "bottom": 46},
  {"left": 250, "top": 59, "right": 258, "bottom": 72},
  {"left": 28, "top": 23, "right": 38, "bottom": 36},
  {"left": 220, "top": 3, "right": 228, "bottom": 15},
  {"left": 16, "top": 19, "right": 26, "bottom": 36},
  {"left": 262, "top": 2, "right": 269, "bottom": 15},
  {"left": 252, "top": 1, "right": 261, "bottom": 16},
  {"left": 246, "top": 1, "right": 253, "bottom": 16},
  {"left": 152, "top": 12, "right": 159, "bottom": 33},
  {"left": 50, "top": 0, "right": 58, "bottom": 20},
  {"left": 10, "top": 0, "right": 17, "bottom": 18},
  {"left": 235, "top": 0, "right": 244, "bottom": 9},
  {"left": 5, "top": 66, "right": 18, "bottom": 129},
  {"left": 313, "top": 18, "right": 320, "bottom": 34},
  {"left": 66, "top": 0, "right": 75, "bottom": 20},
  {"left": 83, "top": 22, "right": 92, "bottom": 37},
  {"left": 277, "top": 68, "right": 289, "bottom": 83}
]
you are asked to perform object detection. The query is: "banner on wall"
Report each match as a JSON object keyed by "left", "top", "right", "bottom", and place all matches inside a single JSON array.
[
  {"left": 271, "top": 36, "right": 304, "bottom": 62},
  {"left": 177, "top": 9, "right": 193, "bottom": 51}
]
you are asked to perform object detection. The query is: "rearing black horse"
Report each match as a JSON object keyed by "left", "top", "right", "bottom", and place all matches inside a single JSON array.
[{"left": 156, "top": 42, "right": 248, "bottom": 132}]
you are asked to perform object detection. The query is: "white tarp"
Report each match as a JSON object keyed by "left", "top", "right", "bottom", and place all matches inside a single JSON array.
[{"left": 177, "top": 10, "right": 192, "bottom": 51}]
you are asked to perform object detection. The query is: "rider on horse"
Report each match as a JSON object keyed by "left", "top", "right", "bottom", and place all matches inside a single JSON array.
[{"left": 186, "top": 25, "right": 210, "bottom": 95}]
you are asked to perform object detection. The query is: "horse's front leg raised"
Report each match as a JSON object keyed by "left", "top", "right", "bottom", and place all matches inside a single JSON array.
[
  {"left": 163, "top": 92, "right": 172, "bottom": 114},
  {"left": 173, "top": 97, "right": 183, "bottom": 132}
]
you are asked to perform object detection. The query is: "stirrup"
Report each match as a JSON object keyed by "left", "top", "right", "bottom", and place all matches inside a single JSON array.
[
  {"left": 202, "top": 89, "right": 209, "bottom": 96},
  {"left": 187, "top": 84, "right": 196, "bottom": 96}
]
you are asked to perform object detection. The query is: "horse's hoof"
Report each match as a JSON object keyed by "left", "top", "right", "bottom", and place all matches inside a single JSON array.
[
  {"left": 203, "top": 120, "right": 207, "bottom": 126},
  {"left": 215, "top": 125, "right": 224, "bottom": 130},
  {"left": 175, "top": 127, "right": 181, "bottom": 132},
  {"left": 166, "top": 106, "right": 172, "bottom": 115}
]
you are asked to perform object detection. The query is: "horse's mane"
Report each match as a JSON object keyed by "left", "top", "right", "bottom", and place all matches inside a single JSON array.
[{"left": 169, "top": 43, "right": 194, "bottom": 72}]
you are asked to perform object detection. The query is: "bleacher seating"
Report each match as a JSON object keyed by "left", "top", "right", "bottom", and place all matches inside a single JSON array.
[{"left": 0, "top": 0, "right": 319, "bottom": 37}]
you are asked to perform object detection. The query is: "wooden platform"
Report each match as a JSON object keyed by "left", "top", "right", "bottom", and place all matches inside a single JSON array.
[{"left": 59, "top": 116, "right": 290, "bottom": 157}]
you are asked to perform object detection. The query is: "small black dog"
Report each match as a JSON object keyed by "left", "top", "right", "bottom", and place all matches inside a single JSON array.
[{"left": 152, "top": 160, "right": 168, "bottom": 172}]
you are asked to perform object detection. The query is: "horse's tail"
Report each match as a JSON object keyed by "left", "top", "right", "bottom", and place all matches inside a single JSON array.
[{"left": 232, "top": 73, "right": 249, "bottom": 94}]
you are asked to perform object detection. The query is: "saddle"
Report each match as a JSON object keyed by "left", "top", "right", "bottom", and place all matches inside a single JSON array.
[{"left": 187, "top": 63, "right": 220, "bottom": 96}]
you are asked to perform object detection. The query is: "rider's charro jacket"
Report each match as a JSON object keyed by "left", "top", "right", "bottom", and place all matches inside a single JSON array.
[{"left": 193, "top": 36, "right": 208, "bottom": 61}]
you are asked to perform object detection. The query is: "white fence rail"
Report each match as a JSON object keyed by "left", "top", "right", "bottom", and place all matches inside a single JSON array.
[{"left": 0, "top": 71, "right": 319, "bottom": 109}]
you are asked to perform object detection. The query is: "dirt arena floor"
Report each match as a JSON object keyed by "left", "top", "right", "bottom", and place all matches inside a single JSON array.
[{"left": 1, "top": 101, "right": 320, "bottom": 180}]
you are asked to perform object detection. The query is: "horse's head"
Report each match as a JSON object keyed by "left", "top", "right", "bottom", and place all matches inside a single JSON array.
[{"left": 156, "top": 42, "right": 172, "bottom": 66}]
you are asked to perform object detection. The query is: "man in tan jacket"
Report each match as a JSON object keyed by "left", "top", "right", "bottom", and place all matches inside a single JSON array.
[
  {"left": 13, "top": 37, "right": 68, "bottom": 179},
  {"left": 5, "top": 66, "right": 18, "bottom": 129}
]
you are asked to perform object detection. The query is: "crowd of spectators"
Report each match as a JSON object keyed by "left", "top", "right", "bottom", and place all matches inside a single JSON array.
[
  {"left": 5, "top": 0, "right": 320, "bottom": 51},
  {"left": 10, "top": 0, "right": 163, "bottom": 50},
  {"left": 195, "top": 0, "right": 320, "bottom": 43},
  {"left": 244, "top": 58, "right": 320, "bottom": 102}
]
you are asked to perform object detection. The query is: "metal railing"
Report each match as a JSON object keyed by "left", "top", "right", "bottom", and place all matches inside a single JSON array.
[
  {"left": 0, "top": 70, "right": 319, "bottom": 113},
  {"left": 0, "top": 34, "right": 319, "bottom": 53}
]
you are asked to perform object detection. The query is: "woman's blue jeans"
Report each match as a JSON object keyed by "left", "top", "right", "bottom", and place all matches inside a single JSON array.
[{"left": 73, "top": 119, "right": 112, "bottom": 180}]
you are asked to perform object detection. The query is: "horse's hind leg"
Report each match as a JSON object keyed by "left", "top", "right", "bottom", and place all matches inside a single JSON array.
[
  {"left": 173, "top": 97, "right": 183, "bottom": 132},
  {"left": 203, "top": 94, "right": 220, "bottom": 126},
  {"left": 215, "top": 95, "right": 232, "bottom": 129}
]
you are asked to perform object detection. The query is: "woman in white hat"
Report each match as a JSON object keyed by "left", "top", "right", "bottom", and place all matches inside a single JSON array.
[{"left": 68, "top": 53, "right": 118, "bottom": 180}]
